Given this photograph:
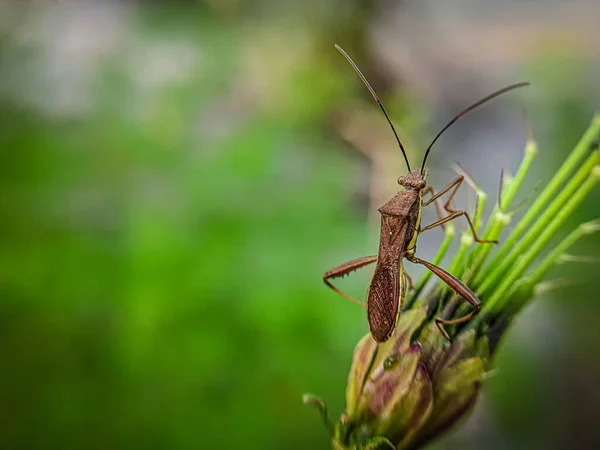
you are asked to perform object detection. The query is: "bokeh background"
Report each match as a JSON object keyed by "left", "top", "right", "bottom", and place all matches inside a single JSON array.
[{"left": 1, "top": 1, "right": 599, "bottom": 449}]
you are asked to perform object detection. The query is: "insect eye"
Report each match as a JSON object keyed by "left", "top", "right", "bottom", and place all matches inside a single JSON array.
[
  {"left": 397, "top": 177, "right": 405, "bottom": 185},
  {"left": 418, "top": 180, "right": 426, "bottom": 189}
]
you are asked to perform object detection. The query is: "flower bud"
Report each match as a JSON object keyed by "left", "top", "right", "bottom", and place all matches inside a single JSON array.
[{"left": 305, "top": 307, "right": 489, "bottom": 449}]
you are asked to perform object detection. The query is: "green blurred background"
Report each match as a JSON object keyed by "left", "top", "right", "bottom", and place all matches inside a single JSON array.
[{"left": 1, "top": 1, "right": 599, "bottom": 449}]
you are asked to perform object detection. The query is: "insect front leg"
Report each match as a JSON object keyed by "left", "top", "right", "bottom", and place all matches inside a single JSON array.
[
  {"left": 323, "top": 256, "right": 378, "bottom": 305},
  {"left": 421, "top": 186, "right": 446, "bottom": 226},
  {"left": 420, "top": 175, "right": 496, "bottom": 243},
  {"left": 405, "top": 253, "right": 481, "bottom": 341}
]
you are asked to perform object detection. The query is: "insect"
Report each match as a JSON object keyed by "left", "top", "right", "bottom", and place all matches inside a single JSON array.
[{"left": 324, "top": 44, "right": 529, "bottom": 342}]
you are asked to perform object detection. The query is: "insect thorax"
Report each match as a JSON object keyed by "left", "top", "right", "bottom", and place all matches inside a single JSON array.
[{"left": 378, "top": 189, "right": 422, "bottom": 254}]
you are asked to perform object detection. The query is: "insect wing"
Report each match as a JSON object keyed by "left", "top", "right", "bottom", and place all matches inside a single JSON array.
[{"left": 366, "top": 262, "right": 405, "bottom": 342}]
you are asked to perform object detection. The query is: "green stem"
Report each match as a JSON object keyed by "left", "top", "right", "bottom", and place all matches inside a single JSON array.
[
  {"left": 456, "top": 184, "right": 487, "bottom": 273},
  {"left": 470, "top": 176, "right": 487, "bottom": 232},
  {"left": 407, "top": 222, "right": 455, "bottom": 310},
  {"left": 475, "top": 116, "right": 600, "bottom": 286},
  {"left": 527, "top": 219, "right": 600, "bottom": 286},
  {"left": 482, "top": 166, "right": 600, "bottom": 313},
  {"left": 465, "top": 209, "right": 511, "bottom": 281},
  {"left": 477, "top": 153, "right": 599, "bottom": 296},
  {"left": 483, "top": 221, "right": 600, "bottom": 323},
  {"left": 441, "top": 233, "right": 473, "bottom": 297},
  {"left": 501, "top": 139, "right": 538, "bottom": 209},
  {"left": 467, "top": 138, "right": 536, "bottom": 272},
  {"left": 437, "top": 185, "right": 486, "bottom": 302}
]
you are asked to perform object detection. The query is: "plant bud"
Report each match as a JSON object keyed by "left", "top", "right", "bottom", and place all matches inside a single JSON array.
[{"left": 306, "top": 307, "right": 489, "bottom": 449}]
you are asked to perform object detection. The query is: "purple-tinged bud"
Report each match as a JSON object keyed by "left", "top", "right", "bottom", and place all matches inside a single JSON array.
[{"left": 305, "top": 307, "right": 490, "bottom": 449}]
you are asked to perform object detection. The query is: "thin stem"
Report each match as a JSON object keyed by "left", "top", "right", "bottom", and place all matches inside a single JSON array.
[
  {"left": 477, "top": 153, "right": 599, "bottom": 296},
  {"left": 457, "top": 188, "right": 487, "bottom": 279},
  {"left": 527, "top": 219, "right": 600, "bottom": 286},
  {"left": 465, "top": 209, "right": 511, "bottom": 282},
  {"left": 407, "top": 222, "right": 456, "bottom": 310},
  {"left": 447, "top": 234, "right": 473, "bottom": 284},
  {"left": 475, "top": 116, "right": 600, "bottom": 285},
  {"left": 438, "top": 191, "right": 486, "bottom": 305},
  {"left": 501, "top": 139, "right": 538, "bottom": 209},
  {"left": 473, "top": 192, "right": 487, "bottom": 232},
  {"left": 467, "top": 138, "right": 536, "bottom": 272},
  {"left": 483, "top": 166, "right": 600, "bottom": 313},
  {"left": 436, "top": 233, "right": 474, "bottom": 317}
]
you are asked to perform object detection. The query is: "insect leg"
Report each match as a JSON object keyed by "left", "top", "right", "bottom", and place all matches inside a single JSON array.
[
  {"left": 406, "top": 254, "right": 481, "bottom": 340},
  {"left": 419, "top": 210, "right": 497, "bottom": 243},
  {"left": 422, "top": 175, "right": 464, "bottom": 207},
  {"left": 421, "top": 186, "right": 446, "bottom": 224},
  {"left": 420, "top": 176, "right": 496, "bottom": 243},
  {"left": 405, "top": 271, "right": 415, "bottom": 290},
  {"left": 323, "top": 256, "right": 378, "bottom": 305}
]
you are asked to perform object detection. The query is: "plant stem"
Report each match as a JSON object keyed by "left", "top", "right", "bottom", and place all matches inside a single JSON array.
[
  {"left": 477, "top": 153, "right": 599, "bottom": 296},
  {"left": 475, "top": 115, "right": 600, "bottom": 286},
  {"left": 527, "top": 219, "right": 600, "bottom": 286},
  {"left": 467, "top": 137, "right": 537, "bottom": 274},
  {"left": 407, "top": 223, "right": 455, "bottom": 310},
  {"left": 483, "top": 166, "right": 600, "bottom": 313}
]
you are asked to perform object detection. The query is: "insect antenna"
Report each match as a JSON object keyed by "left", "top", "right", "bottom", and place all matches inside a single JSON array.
[
  {"left": 420, "top": 82, "right": 530, "bottom": 175},
  {"left": 335, "top": 44, "right": 412, "bottom": 172}
]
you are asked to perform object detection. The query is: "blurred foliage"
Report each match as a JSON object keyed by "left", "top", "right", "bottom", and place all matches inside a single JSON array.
[
  {"left": 0, "top": 2, "right": 599, "bottom": 450},
  {"left": 0, "top": 4, "right": 379, "bottom": 449}
]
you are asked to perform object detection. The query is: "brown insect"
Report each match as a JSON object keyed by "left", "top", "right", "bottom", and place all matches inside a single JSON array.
[{"left": 324, "top": 44, "right": 529, "bottom": 342}]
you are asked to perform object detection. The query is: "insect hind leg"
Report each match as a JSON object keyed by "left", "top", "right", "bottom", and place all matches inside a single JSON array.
[
  {"left": 323, "top": 256, "right": 378, "bottom": 305},
  {"left": 435, "top": 304, "right": 481, "bottom": 341},
  {"left": 406, "top": 253, "right": 481, "bottom": 341}
]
